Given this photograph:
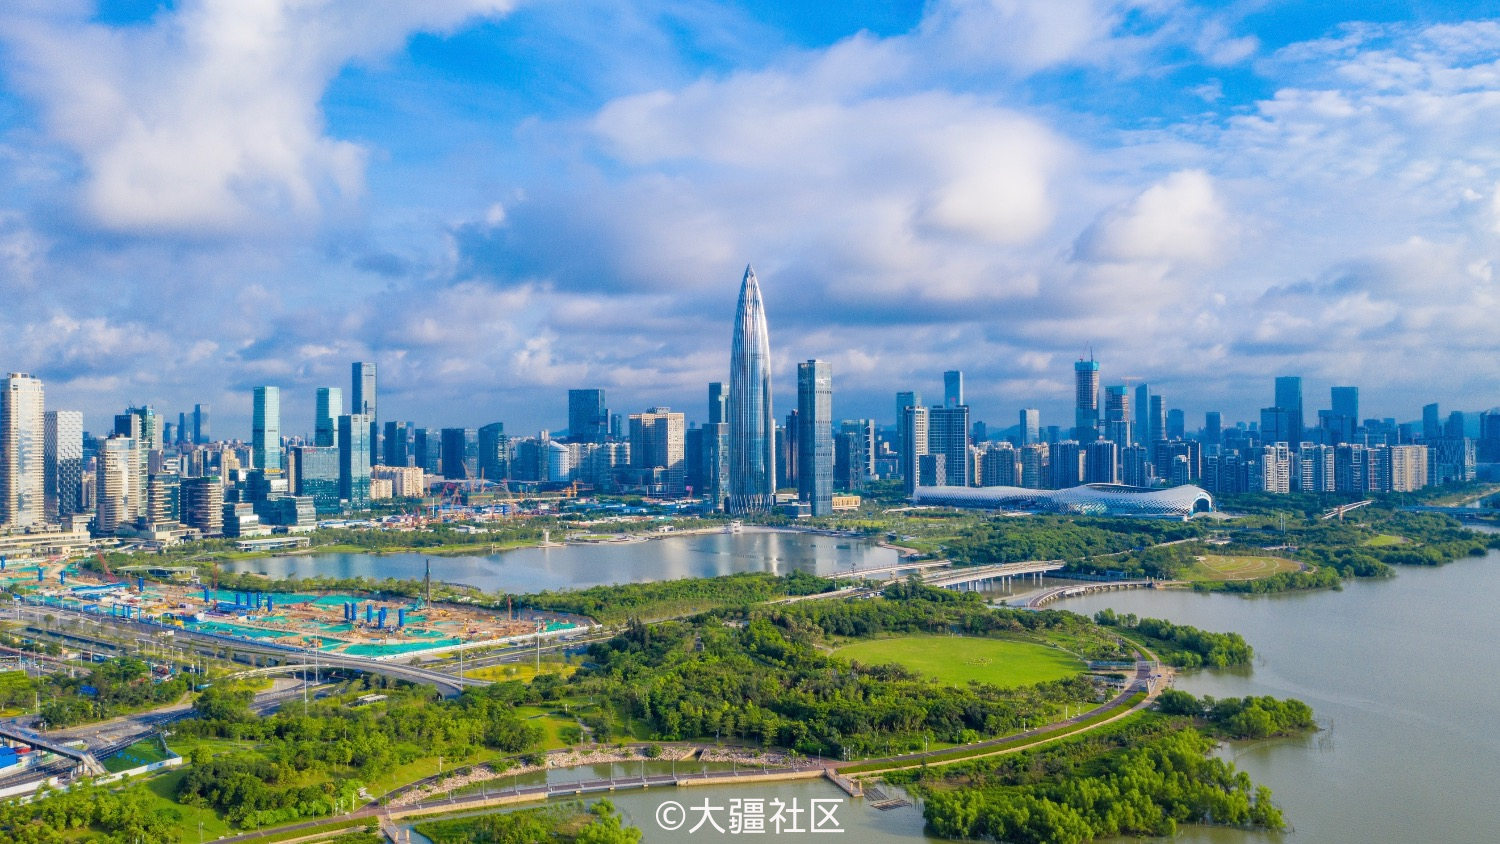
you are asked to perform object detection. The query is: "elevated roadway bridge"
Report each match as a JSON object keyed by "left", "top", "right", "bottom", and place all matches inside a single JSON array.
[{"left": 920, "top": 560, "right": 1065, "bottom": 591}]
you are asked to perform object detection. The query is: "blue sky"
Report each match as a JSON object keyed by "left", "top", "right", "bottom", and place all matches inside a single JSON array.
[{"left": 2, "top": 0, "right": 1500, "bottom": 439}]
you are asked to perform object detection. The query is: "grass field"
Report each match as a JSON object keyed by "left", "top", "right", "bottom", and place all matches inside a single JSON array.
[
  {"left": 101, "top": 739, "right": 174, "bottom": 773},
  {"left": 833, "top": 635, "right": 1083, "bottom": 688},
  {"left": 1182, "top": 555, "right": 1301, "bottom": 581},
  {"left": 1363, "top": 534, "right": 1409, "bottom": 547}
]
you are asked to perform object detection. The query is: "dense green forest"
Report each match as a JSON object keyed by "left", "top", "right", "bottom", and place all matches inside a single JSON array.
[
  {"left": 565, "top": 586, "right": 1123, "bottom": 756},
  {"left": 416, "top": 800, "right": 640, "bottom": 843},
  {"left": 1156, "top": 690, "right": 1316, "bottom": 739},
  {"left": 1092, "top": 611, "right": 1253, "bottom": 669},
  {"left": 0, "top": 780, "right": 183, "bottom": 843},
  {"left": 174, "top": 682, "right": 543, "bottom": 828},
  {"left": 517, "top": 570, "right": 836, "bottom": 624},
  {"left": 0, "top": 657, "right": 192, "bottom": 729},
  {"left": 907, "top": 719, "right": 1285, "bottom": 842},
  {"left": 944, "top": 517, "right": 1203, "bottom": 566}
]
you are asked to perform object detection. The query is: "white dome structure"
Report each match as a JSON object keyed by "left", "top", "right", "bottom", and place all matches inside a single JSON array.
[{"left": 912, "top": 483, "right": 1213, "bottom": 518}]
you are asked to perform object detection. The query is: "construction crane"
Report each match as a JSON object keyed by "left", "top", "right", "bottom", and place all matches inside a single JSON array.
[{"left": 94, "top": 551, "right": 123, "bottom": 585}]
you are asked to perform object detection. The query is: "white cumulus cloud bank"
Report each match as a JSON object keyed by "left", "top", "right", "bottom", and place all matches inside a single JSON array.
[{"left": 0, "top": 0, "right": 516, "bottom": 234}]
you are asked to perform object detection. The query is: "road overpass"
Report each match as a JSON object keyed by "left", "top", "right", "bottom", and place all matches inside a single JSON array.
[
  {"left": 0, "top": 723, "right": 105, "bottom": 776},
  {"left": 921, "top": 560, "right": 1065, "bottom": 591}
]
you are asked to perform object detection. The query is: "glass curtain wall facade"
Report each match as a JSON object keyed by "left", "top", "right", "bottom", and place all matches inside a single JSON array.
[{"left": 728, "top": 265, "right": 775, "bottom": 512}]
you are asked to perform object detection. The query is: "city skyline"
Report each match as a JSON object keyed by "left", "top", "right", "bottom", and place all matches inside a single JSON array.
[{"left": 1, "top": 4, "right": 1499, "bottom": 433}]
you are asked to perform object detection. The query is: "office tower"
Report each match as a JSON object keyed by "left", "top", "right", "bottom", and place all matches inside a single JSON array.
[
  {"left": 352, "top": 361, "right": 378, "bottom": 465},
  {"left": 1019, "top": 443, "right": 1047, "bottom": 488},
  {"left": 707, "top": 382, "right": 728, "bottom": 426},
  {"left": 896, "top": 391, "right": 922, "bottom": 464},
  {"left": 842, "top": 419, "right": 876, "bottom": 481},
  {"left": 0, "top": 374, "right": 45, "bottom": 528},
  {"left": 1273, "top": 376, "right": 1304, "bottom": 447},
  {"left": 1166, "top": 408, "right": 1185, "bottom": 440},
  {"left": 291, "top": 446, "right": 342, "bottom": 514},
  {"left": 441, "top": 428, "right": 478, "bottom": 480},
  {"left": 96, "top": 435, "right": 138, "bottom": 534},
  {"left": 383, "top": 420, "right": 411, "bottom": 467},
  {"left": 1018, "top": 408, "right": 1040, "bottom": 446},
  {"left": 180, "top": 476, "right": 224, "bottom": 536},
  {"left": 339, "top": 413, "right": 372, "bottom": 508},
  {"left": 1260, "top": 407, "right": 1292, "bottom": 446},
  {"left": 192, "top": 403, "right": 209, "bottom": 444},
  {"left": 1480, "top": 410, "right": 1500, "bottom": 463},
  {"left": 1132, "top": 384, "right": 1149, "bottom": 444},
  {"left": 1445, "top": 411, "right": 1467, "bottom": 439},
  {"left": 629, "top": 407, "right": 686, "bottom": 496},
  {"left": 1428, "top": 436, "right": 1475, "bottom": 486},
  {"left": 315, "top": 387, "right": 342, "bottom": 447},
  {"left": 797, "top": 361, "right": 833, "bottom": 515},
  {"left": 943, "top": 370, "right": 964, "bottom": 408},
  {"left": 704, "top": 422, "right": 730, "bottom": 509},
  {"left": 251, "top": 386, "right": 281, "bottom": 473},
  {"left": 414, "top": 428, "right": 443, "bottom": 475},
  {"left": 568, "top": 389, "right": 608, "bottom": 444},
  {"left": 1050, "top": 440, "right": 1083, "bottom": 489},
  {"left": 1203, "top": 411, "right": 1223, "bottom": 447},
  {"left": 1148, "top": 395, "right": 1165, "bottom": 444},
  {"left": 980, "top": 443, "right": 1021, "bottom": 486},
  {"left": 478, "top": 423, "right": 507, "bottom": 481},
  {"left": 728, "top": 265, "right": 775, "bottom": 511},
  {"left": 1329, "top": 386, "right": 1359, "bottom": 443},
  {"left": 1074, "top": 357, "right": 1100, "bottom": 441},
  {"left": 917, "top": 453, "right": 946, "bottom": 487},
  {"left": 1103, "top": 386, "right": 1130, "bottom": 446},
  {"left": 901, "top": 405, "right": 929, "bottom": 495},
  {"left": 1085, "top": 440, "right": 1119, "bottom": 484},
  {"left": 175, "top": 412, "right": 187, "bottom": 444},
  {"left": 1121, "top": 444, "right": 1152, "bottom": 487},
  {"left": 781, "top": 410, "right": 799, "bottom": 490},
  {"left": 44, "top": 410, "right": 84, "bottom": 521},
  {"left": 1422, "top": 403, "right": 1440, "bottom": 441},
  {"left": 684, "top": 427, "right": 705, "bottom": 492},
  {"left": 928, "top": 405, "right": 971, "bottom": 486}
]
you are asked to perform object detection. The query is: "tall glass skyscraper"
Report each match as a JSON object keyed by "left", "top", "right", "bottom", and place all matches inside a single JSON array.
[
  {"left": 1274, "top": 376, "right": 1304, "bottom": 446},
  {"left": 797, "top": 360, "right": 832, "bottom": 516},
  {"left": 252, "top": 386, "right": 281, "bottom": 473},
  {"left": 44, "top": 410, "right": 83, "bottom": 521},
  {"left": 339, "top": 413, "right": 371, "bottom": 508},
  {"left": 943, "top": 370, "right": 963, "bottom": 408},
  {"left": 352, "top": 362, "right": 378, "bottom": 465},
  {"left": 1074, "top": 356, "right": 1100, "bottom": 441},
  {"left": 568, "top": 389, "right": 608, "bottom": 443},
  {"left": 1, "top": 373, "right": 45, "bottom": 528},
  {"left": 315, "top": 387, "right": 342, "bottom": 447},
  {"left": 728, "top": 265, "right": 775, "bottom": 512}
]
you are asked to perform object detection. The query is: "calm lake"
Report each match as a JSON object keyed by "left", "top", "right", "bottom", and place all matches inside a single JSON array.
[{"left": 221, "top": 528, "right": 900, "bottom": 593}]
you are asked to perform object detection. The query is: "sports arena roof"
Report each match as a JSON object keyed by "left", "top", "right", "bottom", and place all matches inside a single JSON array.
[{"left": 912, "top": 483, "right": 1213, "bottom": 518}]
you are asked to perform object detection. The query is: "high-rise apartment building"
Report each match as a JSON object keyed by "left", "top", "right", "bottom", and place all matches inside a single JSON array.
[
  {"left": 0, "top": 373, "right": 45, "bottom": 528},
  {"left": 796, "top": 361, "right": 833, "bottom": 515},
  {"left": 901, "top": 405, "right": 929, "bottom": 496},
  {"left": 43, "top": 410, "right": 83, "bottom": 522},
  {"left": 1074, "top": 357, "right": 1100, "bottom": 441},
  {"left": 629, "top": 407, "right": 686, "bottom": 496},
  {"left": 252, "top": 386, "right": 281, "bottom": 473},
  {"left": 568, "top": 389, "right": 608, "bottom": 444},
  {"left": 728, "top": 266, "right": 775, "bottom": 511},
  {"left": 943, "top": 370, "right": 964, "bottom": 408},
  {"left": 896, "top": 391, "right": 922, "bottom": 463},
  {"left": 980, "top": 443, "right": 1020, "bottom": 486},
  {"left": 96, "top": 435, "right": 139, "bottom": 534},
  {"left": 315, "top": 387, "right": 342, "bottom": 447},
  {"left": 180, "top": 476, "right": 224, "bottom": 536},
  {"left": 1050, "top": 440, "right": 1083, "bottom": 488}
]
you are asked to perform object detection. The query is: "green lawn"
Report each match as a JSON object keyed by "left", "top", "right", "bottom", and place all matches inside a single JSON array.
[
  {"left": 833, "top": 635, "right": 1084, "bottom": 688},
  {"left": 1181, "top": 555, "right": 1301, "bottom": 581},
  {"left": 1363, "top": 534, "right": 1409, "bottom": 547},
  {"left": 140, "top": 769, "right": 238, "bottom": 840},
  {"left": 513, "top": 704, "right": 581, "bottom": 750},
  {"left": 101, "top": 739, "right": 174, "bottom": 773}
]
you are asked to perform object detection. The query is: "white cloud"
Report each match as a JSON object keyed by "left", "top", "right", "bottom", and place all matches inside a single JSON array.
[
  {"left": 1075, "top": 170, "right": 1231, "bottom": 264},
  {"left": 0, "top": 0, "right": 516, "bottom": 234}
]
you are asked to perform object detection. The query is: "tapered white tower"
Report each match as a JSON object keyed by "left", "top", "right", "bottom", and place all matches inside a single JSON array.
[{"left": 728, "top": 265, "right": 775, "bottom": 512}]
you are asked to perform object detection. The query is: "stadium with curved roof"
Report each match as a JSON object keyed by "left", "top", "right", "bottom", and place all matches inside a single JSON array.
[{"left": 912, "top": 483, "right": 1213, "bottom": 518}]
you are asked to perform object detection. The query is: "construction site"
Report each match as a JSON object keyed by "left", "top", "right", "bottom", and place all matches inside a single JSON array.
[{"left": 4, "top": 555, "right": 578, "bottom": 661}]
